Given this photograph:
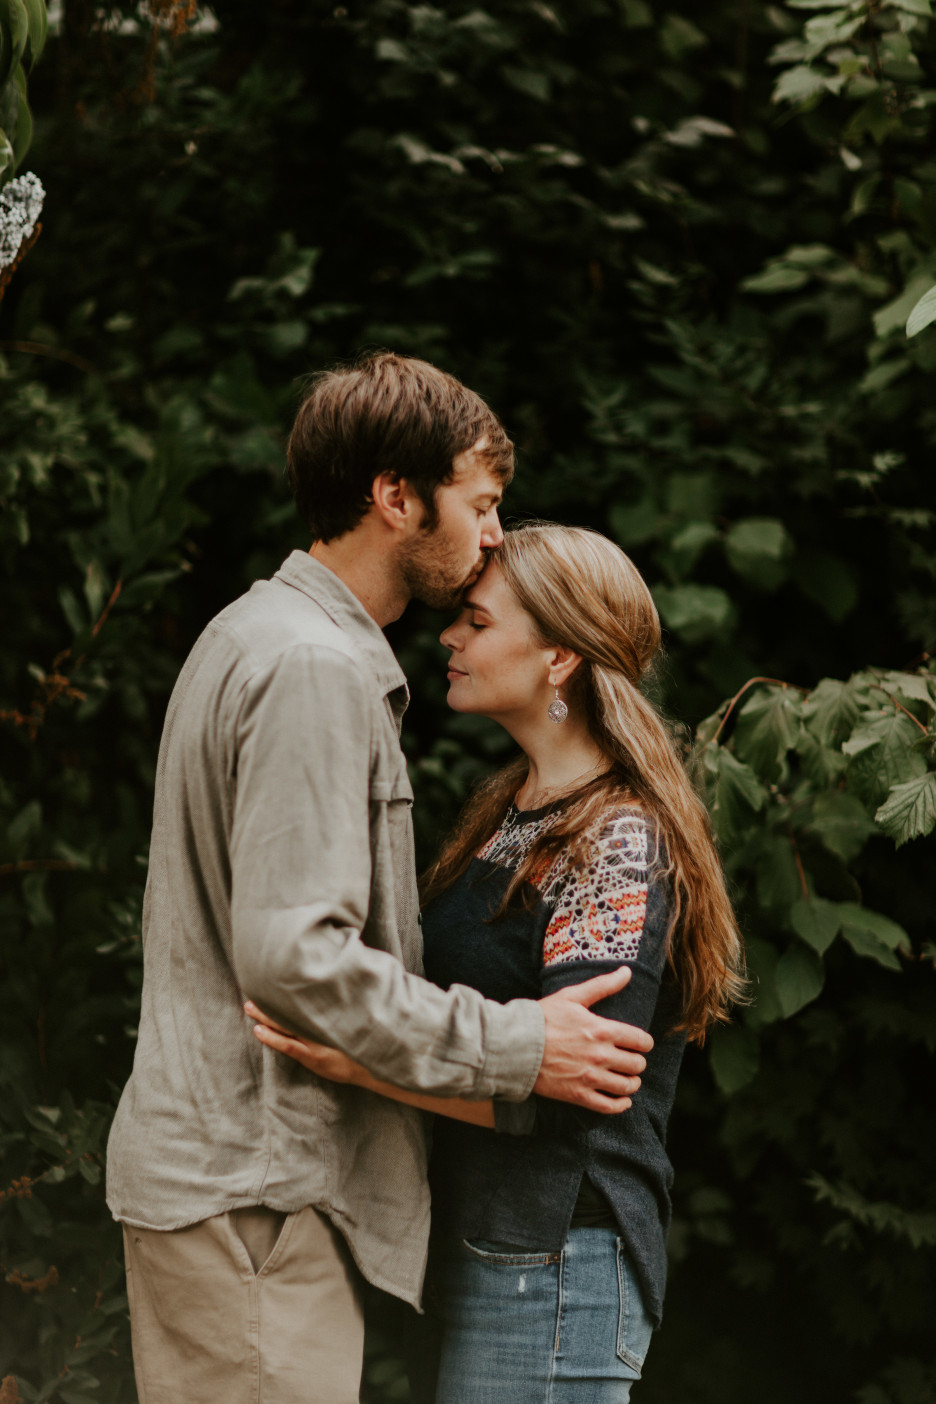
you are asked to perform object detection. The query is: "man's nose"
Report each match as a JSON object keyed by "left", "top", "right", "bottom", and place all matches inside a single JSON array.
[{"left": 481, "top": 511, "right": 504, "bottom": 549}]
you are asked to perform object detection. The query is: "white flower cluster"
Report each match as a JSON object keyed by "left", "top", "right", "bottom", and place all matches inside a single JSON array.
[{"left": 0, "top": 172, "right": 46, "bottom": 271}]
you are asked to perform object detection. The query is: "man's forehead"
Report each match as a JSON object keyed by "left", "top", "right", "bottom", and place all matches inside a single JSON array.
[{"left": 450, "top": 437, "right": 510, "bottom": 494}]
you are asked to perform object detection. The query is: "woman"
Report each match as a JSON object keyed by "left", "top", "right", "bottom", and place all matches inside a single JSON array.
[{"left": 248, "top": 524, "right": 744, "bottom": 1402}]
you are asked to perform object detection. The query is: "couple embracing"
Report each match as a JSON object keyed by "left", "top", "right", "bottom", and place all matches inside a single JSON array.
[{"left": 106, "top": 353, "right": 744, "bottom": 1403}]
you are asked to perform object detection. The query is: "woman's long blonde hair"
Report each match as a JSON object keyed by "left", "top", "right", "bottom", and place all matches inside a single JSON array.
[{"left": 420, "top": 523, "right": 746, "bottom": 1043}]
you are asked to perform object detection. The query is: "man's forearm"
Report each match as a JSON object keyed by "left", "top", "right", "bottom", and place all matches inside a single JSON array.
[{"left": 236, "top": 913, "right": 545, "bottom": 1103}]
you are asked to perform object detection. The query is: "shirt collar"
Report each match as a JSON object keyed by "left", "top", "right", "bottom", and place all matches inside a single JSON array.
[{"left": 273, "top": 550, "right": 409, "bottom": 701}]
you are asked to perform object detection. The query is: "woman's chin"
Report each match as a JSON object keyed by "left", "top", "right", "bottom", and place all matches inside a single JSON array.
[{"left": 445, "top": 682, "right": 478, "bottom": 714}]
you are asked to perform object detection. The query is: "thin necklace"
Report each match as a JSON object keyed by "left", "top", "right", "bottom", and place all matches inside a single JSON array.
[{"left": 516, "top": 760, "right": 611, "bottom": 811}]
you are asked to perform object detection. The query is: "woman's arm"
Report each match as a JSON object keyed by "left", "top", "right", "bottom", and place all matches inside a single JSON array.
[{"left": 245, "top": 1002, "right": 495, "bottom": 1127}]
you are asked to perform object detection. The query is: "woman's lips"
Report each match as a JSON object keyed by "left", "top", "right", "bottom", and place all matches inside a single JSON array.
[{"left": 447, "top": 668, "right": 467, "bottom": 680}]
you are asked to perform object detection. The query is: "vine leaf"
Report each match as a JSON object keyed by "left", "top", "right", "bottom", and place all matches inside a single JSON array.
[
  {"left": 838, "top": 904, "right": 909, "bottom": 970},
  {"left": 906, "top": 283, "right": 936, "bottom": 338},
  {"left": 875, "top": 772, "right": 936, "bottom": 845},
  {"left": 791, "top": 897, "right": 841, "bottom": 955},
  {"left": 733, "top": 686, "right": 801, "bottom": 783},
  {"left": 877, "top": 671, "right": 936, "bottom": 712},
  {"left": 701, "top": 744, "right": 766, "bottom": 841},
  {"left": 775, "top": 943, "right": 825, "bottom": 1017},
  {"left": 709, "top": 1023, "right": 760, "bottom": 1095},
  {"left": 808, "top": 791, "right": 878, "bottom": 863},
  {"left": 842, "top": 709, "right": 927, "bottom": 806},
  {"left": 802, "top": 677, "right": 861, "bottom": 747}
]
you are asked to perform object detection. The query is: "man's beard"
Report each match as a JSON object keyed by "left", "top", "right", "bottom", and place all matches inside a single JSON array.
[{"left": 399, "top": 531, "right": 486, "bottom": 611}]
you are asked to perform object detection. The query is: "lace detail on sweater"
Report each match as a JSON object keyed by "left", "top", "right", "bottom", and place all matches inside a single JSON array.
[
  {"left": 476, "top": 806, "right": 652, "bottom": 967},
  {"left": 543, "top": 812, "right": 649, "bottom": 967}
]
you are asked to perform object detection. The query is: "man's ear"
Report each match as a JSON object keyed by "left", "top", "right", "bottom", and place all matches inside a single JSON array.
[
  {"left": 371, "top": 472, "right": 422, "bottom": 533},
  {"left": 548, "top": 647, "right": 583, "bottom": 688}
]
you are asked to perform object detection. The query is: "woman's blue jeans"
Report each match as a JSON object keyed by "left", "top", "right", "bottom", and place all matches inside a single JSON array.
[{"left": 424, "top": 1227, "right": 655, "bottom": 1403}]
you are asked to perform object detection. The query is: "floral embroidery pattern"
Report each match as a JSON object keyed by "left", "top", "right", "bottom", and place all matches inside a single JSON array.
[
  {"left": 544, "top": 814, "right": 649, "bottom": 967},
  {"left": 477, "top": 807, "right": 652, "bottom": 967}
]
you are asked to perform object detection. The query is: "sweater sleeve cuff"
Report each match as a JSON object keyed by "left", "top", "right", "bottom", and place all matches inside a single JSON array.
[{"left": 473, "top": 998, "right": 544, "bottom": 1102}]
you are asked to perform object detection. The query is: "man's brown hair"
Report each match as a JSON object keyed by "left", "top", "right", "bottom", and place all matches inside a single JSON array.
[{"left": 286, "top": 351, "right": 514, "bottom": 542}]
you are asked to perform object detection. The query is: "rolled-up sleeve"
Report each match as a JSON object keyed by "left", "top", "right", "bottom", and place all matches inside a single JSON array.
[{"left": 230, "top": 644, "right": 543, "bottom": 1102}]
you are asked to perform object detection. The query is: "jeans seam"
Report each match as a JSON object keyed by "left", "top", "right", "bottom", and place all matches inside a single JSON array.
[
  {"left": 615, "top": 1238, "right": 644, "bottom": 1373},
  {"left": 548, "top": 1244, "right": 566, "bottom": 1402}
]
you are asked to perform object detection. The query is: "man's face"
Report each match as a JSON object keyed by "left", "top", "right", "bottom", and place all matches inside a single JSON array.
[{"left": 398, "top": 443, "right": 505, "bottom": 610}]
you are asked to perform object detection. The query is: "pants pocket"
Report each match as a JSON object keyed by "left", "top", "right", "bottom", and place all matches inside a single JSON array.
[
  {"left": 615, "top": 1240, "right": 654, "bottom": 1374},
  {"left": 460, "top": 1238, "right": 561, "bottom": 1266},
  {"left": 233, "top": 1206, "right": 288, "bottom": 1275}
]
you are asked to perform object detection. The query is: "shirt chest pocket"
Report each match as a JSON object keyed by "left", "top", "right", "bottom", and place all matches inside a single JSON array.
[{"left": 367, "top": 767, "right": 419, "bottom": 960}]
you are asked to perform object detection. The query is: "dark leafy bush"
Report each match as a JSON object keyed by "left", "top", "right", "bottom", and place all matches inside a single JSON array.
[{"left": 1, "top": 3, "right": 934, "bottom": 1401}]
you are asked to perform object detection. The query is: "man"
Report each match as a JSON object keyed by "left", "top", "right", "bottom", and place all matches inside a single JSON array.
[{"left": 106, "top": 352, "right": 653, "bottom": 1402}]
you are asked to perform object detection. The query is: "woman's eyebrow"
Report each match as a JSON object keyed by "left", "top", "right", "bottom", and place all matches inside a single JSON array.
[{"left": 464, "top": 597, "right": 494, "bottom": 619}]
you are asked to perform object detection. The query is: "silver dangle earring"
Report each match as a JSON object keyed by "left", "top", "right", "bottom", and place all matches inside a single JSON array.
[{"left": 547, "top": 687, "right": 568, "bottom": 724}]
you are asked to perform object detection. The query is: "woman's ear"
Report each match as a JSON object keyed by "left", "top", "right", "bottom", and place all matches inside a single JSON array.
[
  {"left": 548, "top": 647, "right": 583, "bottom": 689},
  {"left": 371, "top": 472, "right": 422, "bottom": 533}
]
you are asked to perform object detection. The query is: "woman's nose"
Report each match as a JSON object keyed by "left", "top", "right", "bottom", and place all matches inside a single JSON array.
[{"left": 440, "top": 623, "right": 461, "bottom": 650}]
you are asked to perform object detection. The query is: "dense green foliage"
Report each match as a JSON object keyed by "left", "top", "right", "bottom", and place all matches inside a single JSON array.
[
  {"left": 1, "top": 1, "right": 934, "bottom": 1400},
  {"left": 0, "top": 0, "right": 46, "bottom": 184}
]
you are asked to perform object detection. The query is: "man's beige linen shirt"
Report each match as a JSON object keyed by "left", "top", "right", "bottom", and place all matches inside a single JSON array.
[{"left": 106, "top": 551, "right": 545, "bottom": 1306}]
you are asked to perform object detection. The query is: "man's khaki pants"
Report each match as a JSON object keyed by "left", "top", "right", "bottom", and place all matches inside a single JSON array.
[{"left": 123, "top": 1205, "right": 364, "bottom": 1404}]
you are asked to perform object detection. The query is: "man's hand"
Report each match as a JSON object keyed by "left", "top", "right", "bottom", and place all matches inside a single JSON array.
[{"left": 533, "top": 967, "right": 653, "bottom": 1113}]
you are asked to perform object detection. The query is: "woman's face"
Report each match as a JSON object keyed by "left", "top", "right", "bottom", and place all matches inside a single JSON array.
[{"left": 439, "top": 562, "right": 554, "bottom": 722}]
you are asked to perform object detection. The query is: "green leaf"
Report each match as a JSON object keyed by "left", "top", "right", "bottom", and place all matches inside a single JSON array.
[
  {"left": 906, "top": 284, "right": 936, "bottom": 338},
  {"left": 794, "top": 552, "right": 859, "bottom": 622},
  {"left": 795, "top": 729, "right": 847, "bottom": 787},
  {"left": 842, "top": 710, "right": 928, "bottom": 806},
  {"left": 802, "top": 678, "right": 862, "bottom": 747},
  {"left": 709, "top": 1023, "right": 760, "bottom": 1095},
  {"left": 653, "top": 583, "right": 736, "bottom": 645},
  {"left": 877, "top": 672, "right": 936, "bottom": 712},
  {"left": 838, "top": 903, "right": 909, "bottom": 969},
  {"left": 8, "top": 797, "right": 42, "bottom": 844},
  {"left": 82, "top": 560, "right": 108, "bottom": 620},
  {"left": 790, "top": 897, "right": 841, "bottom": 955},
  {"left": 733, "top": 686, "right": 802, "bottom": 783},
  {"left": 502, "top": 65, "right": 551, "bottom": 102},
  {"left": 374, "top": 36, "right": 408, "bottom": 62},
  {"left": 0, "top": 0, "right": 28, "bottom": 90},
  {"left": 740, "top": 262, "right": 812, "bottom": 293},
  {"left": 608, "top": 497, "right": 658, "bottom": 548},
  {"left": 21, "top": 0, "right": 46, "bottom": 67},
  {"left": 772, "top": 66, "right": 829, "bottom": 107},
  {"left": 724, "top": 518, "right": 792, "bottom": 589},
  {"left": 874, "top": 272, "right": 935, "bottom": 340},
  {"left": 11, "top": 64, "right": 31, "bottom": 168},
  {"left": 875, "top": 772, "right": 936, "bottom": 845},
  {"left": 755, "top": 834, "right": 803, "bottom": 913},
  {"left": 668, "top": 520, "right": 719, "bottom": 573},
  {"left": 775, "top": 944, "right": 825, "bottom": 1017},
  {"left": 0, "top": 129, "right": 15, "bottom": 181},
  {"left": 702, "top": 743, "right": 767, "bottom": 841},
  {"left": 58, "top": 585, "right": 86, "bottom": 635},
  {"left": 23, "top": 869, "right": 53, "bottom": 926},
  {"left": 808, "top": 791, "right": 878, "bottom": 863}
]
